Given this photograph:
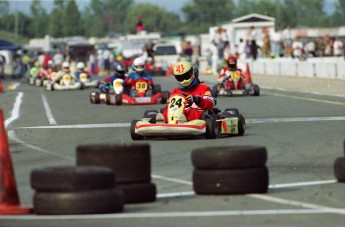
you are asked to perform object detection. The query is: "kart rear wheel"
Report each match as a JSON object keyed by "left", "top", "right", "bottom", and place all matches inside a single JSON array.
[
  {"left": 161, "top": 91, "right": 170, "bottom": 104},
  {"left": 224, "top": 108, "right": 239, "bottom": 115},
  {"left": 130, "top": 120, "right": 143, "bottom": 140},
  {"left": 251, "top": 84, "right": 260, "bottom": 96},
  {"left": 106, "top": 94, "right": 115, "bottom": 105},
  {"left": 115, "top": 94, "right": 122, "bottom": 105},
  {"left": 89, "top": 92, "right": 96, "bottom": 103},
  {"left": 143, "top": 110, "right": 158, "bottom": 118},
  {"left": 334, "top": 156, "right": 345, "bottom": 182},
  {"left": 235, "top": 114, "right": 245, "bottom": 136},
  {"left": 94, "top": 92, "right": 101, "bottom": 104},
  {"left": 205, "top": 118, "right": 217, "bottom": 139}
]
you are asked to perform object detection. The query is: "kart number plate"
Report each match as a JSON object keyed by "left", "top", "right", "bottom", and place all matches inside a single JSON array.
[
  {"left": 135, "top": 97, "right": 151, "bottom": 103},
  {"left": 230, "top": 72, "right": 240, "bottom": 79},
  {"left": 136, "top": 82, "right": 147, "bottom": 91},
  {"left": 80, "top": 73, "right": 88, "bottom": 80},
  {"left": 63, "top": 75, "right": 71, "bottom": 81},
  {"left": 232, "top": 90, "right": 244, "bottom": 95},
  {"left": 114, "top": 82, "right": 122, "bottom": 88}
]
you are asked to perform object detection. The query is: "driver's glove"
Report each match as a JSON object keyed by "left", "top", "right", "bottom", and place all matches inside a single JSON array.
[{"left": 186, "top": 95, "right": 201, "bottom": 105}]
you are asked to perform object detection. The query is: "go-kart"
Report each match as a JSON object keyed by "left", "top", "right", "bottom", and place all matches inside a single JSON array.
[
  {"left": 213, "top": 71, "right": 260, "bottom": 96},
  {"left": 90, "top": 78, "right": 170, "bottom": 105},
  {"left": 130, "top": 93, "right": 245, "bottom": 140},
  {"left": 45, "top": 74, "right": 82, "bottom": 91},
  {"left": 79, "top": 73, "right": 99, "bottom": 89}
]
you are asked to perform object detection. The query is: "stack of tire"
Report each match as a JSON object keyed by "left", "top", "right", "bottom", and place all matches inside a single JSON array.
[
  {"left": 191, "top": 146, "right": 269, "bottom": 194},
  {"left": 31, "top": 166, "right": 124, "bottom": 214},
  {"left": 333, "top": 139, "right": 345, "bottom": 182},
  {"left": 76, "top": 144, "right": 156, "bottom": 204}
]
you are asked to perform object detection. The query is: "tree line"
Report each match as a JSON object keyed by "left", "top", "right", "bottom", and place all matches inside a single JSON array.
[{"left": 0, "top": 0, "right": 344, "bottom": 42}]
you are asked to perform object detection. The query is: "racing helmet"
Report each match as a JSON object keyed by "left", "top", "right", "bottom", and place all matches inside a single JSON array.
[
  {"left": 173, "top": 61, "right": 195, "bottom": 88},
  {"left": 62, "top": 61, "right": 70, "bottom": 69},
  {"left": 77, "top": 62, "right": 85, "bottom": 70},
  {"left": 132, "top": 57, "right": 145, "bottom": 73},
  {"left": 114, "top": 62, "right": 126, "bottom": 78},
  {"left": 227, "top": 56, "right": 237, "bottom": 70}
]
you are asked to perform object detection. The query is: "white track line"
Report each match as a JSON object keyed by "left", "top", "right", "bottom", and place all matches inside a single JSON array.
[
  {"left": 269, "top": 180, "right": 337, "bottom": 188},
  {"left": 261, "top": 86, "right": 345, "bottom": 98},
  {"left": 4, "top": 92, "right": 23, "bottom": 128},
  {"left": 247, "top": 116, "right": 345, "bottom": 124},
  {"left": 8, "top": 130, "right": 74, "bottom": 160},
  {"left": 40, "top": 91, "right": 57, "bottom": 125},
  {"left": 0, "top": 209, "right": 338, "bottom": 220}
]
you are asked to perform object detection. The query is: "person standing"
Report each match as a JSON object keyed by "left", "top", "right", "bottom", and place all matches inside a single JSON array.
[
  {"left": 333, "top": 37, "right": 344, "bottom": 57},
  {"left": 136, "top": 16, "right": 144, "bottom": 34},
  {"left": 247, "top": 26, "right": 258, "bottom": 60},
  {"left": 282, "top": 25, "right": 293, "bottom": 57},
  {"left": 270, "top": 28, "right": 282, "bottom": 58}
]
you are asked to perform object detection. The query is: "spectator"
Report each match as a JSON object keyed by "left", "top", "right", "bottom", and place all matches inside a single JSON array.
[
  {"left": 304, "top": 40, "right": 316, "bottom": 57},
  {"left": 317, "top": 37, "right": 326, "bottom": 57},
  {"left": 209, "top": 41, "right": 219, "bottom": 76},
  {"left": 333, "top": 37, "right": 344, "bottom": 57},
  {"left": 212, "top": 26, "right": 228, "bottom": 59},
  {"left": 53, "top": 50, "right": 63, "bottom": 70},
  {"left": 282, "top": 25, "right": 293, "bottom": 57},
  {"left": 262, "top": 28, "right": 271, "bottom": 58},
  {"left": 292, "top": 36, "right": 303, "bottom": 60},
  {"left": 270, "top": 28, "right": 282, "bottom": 58},
  {"left": 103, "top": 48, "right": 111, "bottom": 76},
  {"left": 0, "top": 54, "right": 5, "bottom": 79},
  {"left": 247, "top": 26, "right": 258, "bottom": 60},
  {"left": 136, "top": 16, "right": 144, "bottom": 34},
  {"left": 184, "top": 41, "right": 193, "bottom": 62},
  {"left": 324, "top": 38, "right": 333, "bottom": 56},
  {"left": 223, "top": 42, "right": 233, "bottom": 61},
  {"left": 237, "top": 38, "right": 246, "bottom": 60},
  {"left": 88, "top": 50, "right": 97, "bottom": 75}
]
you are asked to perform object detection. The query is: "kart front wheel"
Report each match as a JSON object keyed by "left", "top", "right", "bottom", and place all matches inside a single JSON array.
[
  {"left": 115, "top": 94, "right": 122, "bottom": 105},
  {"left": 130, "top": 120, "right": 143, "bottom": 140},
  {"left": 205, "top": 118, "right": 217, "bottom": 139}
]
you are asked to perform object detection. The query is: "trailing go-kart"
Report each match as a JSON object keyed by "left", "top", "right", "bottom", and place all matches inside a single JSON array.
[
  {"left": 45, "top": 74, "right": 82, "bottom": 91},
  {"left": 130, "top": 93, "right": 245, "bottom": 140},
  {"left": 90, "top": 78, "right": 170, "bottom": 105},
  {"left": 213, "top": 71, "right": 260, "bottom": 96},
  {"left": 79, "top": 73, "right": 99, "bottom": 89}
]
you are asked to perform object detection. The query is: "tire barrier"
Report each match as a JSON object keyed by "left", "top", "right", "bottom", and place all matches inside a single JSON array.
[
  {"left": 192, "top": 146, "right": 269, "bottom": 195},
  {"left": 77, "top": 144, "right": 156, "bottom": 204},
  {"left": 333, "top": 139, "right": 345, "bottom": 183},
  {"left": 31, "top": 166, "right": 124, "bottom": 215}
]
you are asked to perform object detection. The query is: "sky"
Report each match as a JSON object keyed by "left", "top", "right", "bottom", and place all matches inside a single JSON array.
[{"left": 8, "top": 0, "right": 338, "bottom": 15}]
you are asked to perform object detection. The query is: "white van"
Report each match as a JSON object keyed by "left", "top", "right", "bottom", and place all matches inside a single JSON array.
[{"left": 153, "top": 42, "right": 180, "bottom": 72}]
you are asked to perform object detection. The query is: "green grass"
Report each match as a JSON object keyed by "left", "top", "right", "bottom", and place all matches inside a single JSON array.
[{"left": 0, "top": 30, "right": 28, "bottom": 45}]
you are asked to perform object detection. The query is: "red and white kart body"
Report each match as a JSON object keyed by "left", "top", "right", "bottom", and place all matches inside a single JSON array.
[
  {"left": 217, "top": 71, "right": 260, "bottom": 96},
  {"left": 105, "top": 78, "right": 169, "bottom": 105},
  {"left": 130, "top": 94, "right": 245, "bottom": 140}
]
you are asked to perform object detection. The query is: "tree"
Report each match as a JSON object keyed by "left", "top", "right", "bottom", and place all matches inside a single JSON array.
[
  {"left": 182, "top": 0, "right": 234, "bottom": 34},
  {"left": 124, "top": 3, "right": 181, "bottom": 34},
  {"left": 30, "top": 0, "right": 48, "bottom": 37},
  {"left": 62, "top": 0, "right": 82, "bottom": 36},
  {"left": 48, "top": 0, "right": 66, "bottom": 37}
]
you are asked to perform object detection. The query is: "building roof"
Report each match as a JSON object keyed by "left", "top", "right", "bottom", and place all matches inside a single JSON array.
[{"left": 232, "top": 13, "right": 275, "bottom": 23}]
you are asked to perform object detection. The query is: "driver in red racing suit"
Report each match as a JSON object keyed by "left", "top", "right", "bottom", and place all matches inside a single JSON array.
[
  {"left": 216, "top": 56, "right": 246, "bottom": 94},
  {"left": 156, "top": 61, "right": 216, "bottom": 123}
]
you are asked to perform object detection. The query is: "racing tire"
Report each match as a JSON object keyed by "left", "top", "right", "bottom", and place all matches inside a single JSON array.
[
  {"left": 161, "top": 91, "right": 170, "bottom": 104},
  {"left": 90, "top": 92, "right": 96, "bottom": 103},
  {"left": 80, "top": 83, "right": 85, "bottom": 90},
  {"left": 130, "top": 120, "right": 144, "bottom": 140},
  {"left": 115, "top": 94, "right": 122, "bottom": 105},
  {"left": 191, "top": 146, "right": 267, "bottom": 170},
  {"left": 334, "top": 157, "right": 345, "bottom": 182},
  {"left": 106, "top": 93, "right": 115, "bottom": 105},
  {"left": 143, "top": 110, "right": 158, "bottom": 118},
  {"left": 193, "top": 167, "right": 269, "bottom": 195},
  {"left": 251, "top": 84, "right": 260, "bottom": 96},
  {"left": 31, "top": 166, "right": 115, "bottom": 192},
  {"left": 154, "top": 84, "right": 162, "bottom": 93},
  {"left": 34, "top": 189, "right": 124, "bottom": 215},
  {"left": 77, "top": 143, "right": 150, "bottom": 183},
  {"left": 116, "top": 182, "right": 156, "bottom": 204},
  {"left": 94, "top": 92, "right": 101, "bottom": 104},
  {"left": 224, "top": 108, "right": 240, "bottom": 115},
  {"left": 205, "top": 118, "right": 218, "bottom": 139},
  {"left": 236, "top": 114, "right": 246, "bottom": 136}
]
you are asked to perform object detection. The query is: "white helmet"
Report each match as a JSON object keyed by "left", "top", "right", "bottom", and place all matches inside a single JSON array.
[
  {"left": 62, "top": 61, "right": 70, "bottom": 68},
  {"left": 77, "top": 62, "right": 85, "bottom": 69},
  {"left": 133, "top": 57, "right": 145, "bottom": 72}
]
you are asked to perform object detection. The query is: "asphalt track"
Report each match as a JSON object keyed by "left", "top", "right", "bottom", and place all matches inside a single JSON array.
[{"left": 0, "top": 73, "right": 344, "bottom": 227}]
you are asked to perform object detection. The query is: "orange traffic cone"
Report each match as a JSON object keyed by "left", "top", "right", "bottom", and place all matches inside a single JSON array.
[
  {"left": 0, "top": 80, "right": 3, "bottom": 93},
  {"left": 165, "top": 65, "right": 174, "bottom": 76},
  {"left": 244, "top": 63, "right": 253, "bottom": 84},
  {"left": 0, "top": 109, "right": 31, "bottom": 214}
]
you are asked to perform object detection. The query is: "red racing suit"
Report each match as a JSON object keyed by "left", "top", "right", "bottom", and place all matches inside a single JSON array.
[
  {"left": 217, "top": 67, "right": 245, "bottom": 90},
  {"left": 162, "top": 83, "right": 215, "bottom": 122}
]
